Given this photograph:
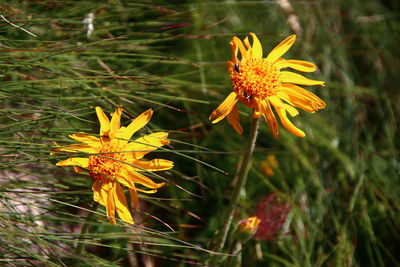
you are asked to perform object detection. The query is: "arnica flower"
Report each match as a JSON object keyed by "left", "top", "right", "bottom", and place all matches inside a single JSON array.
[
  {"left": 236, "top": 216, "right": 261, "bottom": 242},
  {"left": 209, "top": 33, "right": 326, "bottom": 137},
  {"left": 53, "top": 106, "right": 173, "bottom": 224},
  {"left": 238, "top": 216, "right": 261, "bottom": 234}
]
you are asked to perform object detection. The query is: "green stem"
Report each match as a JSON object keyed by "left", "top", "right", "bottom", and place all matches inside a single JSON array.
[
  {"left": 74, "top": 202, "right": 99, "bottom": 261},
  {"left": 211, "top": 117, "right": 260, "bottom": 261}
]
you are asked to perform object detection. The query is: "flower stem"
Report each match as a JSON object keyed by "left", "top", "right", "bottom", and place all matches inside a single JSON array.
[
  {"left": 74, "top": 202, "right": 99, "bottom": 262},
  {"left": 211, "top": 117, "right": 260, "bottom": 260}
]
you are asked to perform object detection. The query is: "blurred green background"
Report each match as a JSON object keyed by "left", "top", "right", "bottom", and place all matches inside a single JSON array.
[{"left": 1, "top": 0, "right": 399, "bottom": 266}]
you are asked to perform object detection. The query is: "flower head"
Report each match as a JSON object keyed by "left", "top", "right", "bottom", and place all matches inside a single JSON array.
[
  {"left": 53, "top": 106, "right": 173, "bottom": 224},
  {"left": 261, "top": 154, "right": 278, "bottom": 177},
  {"left": 235, "top": 216, "right": 261, "bottom": 242},
  {"left": 238, "top": 216, "right": 261, "bottom": 234},
  {"left": 209, "top": 33, "right": 326, "bottom": 137}
]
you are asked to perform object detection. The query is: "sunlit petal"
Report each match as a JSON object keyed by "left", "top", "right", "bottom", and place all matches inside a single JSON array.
[
  {"left": 266, "top": 35, "right": 296, "bottom": 63},
  {"left": 117, "top": 109, "right": 153, "bottom": 145},
  {"left": 269, "top": 95, "right": 305, "bottom": 137},
  {"left": 276, "top": 59, "right": 317, "bottom": 72},
  {"left": 125, "top": 132, "right": 170, "bottom": 160},
  {"left": 259, "top": 99, "right": 278, "bottom": 137},
  {"left": 69, "top": 133, "right": 100, "bottom": 146},
  {"left": 109, "top": 106, "right": 122, "bottom": 139},
  {"left": 226, "top": 103, "right": 243, "bottom": 134},
  {"left": 131, "top": 158, "right": 174, "bottom": 172},
  {"left": 56, "top": 157, "right": 89, "bottom": 168},
  {"left": 250, "top": 32, "right": 263, "bottom": 58},
  {"left": 209, "top": 92, "right": 239, "bottom": 124},
  {"left": 114, "top": 183, "right": 134, "bottom": 224},
  {"left": 281, "top": 71, "right": 325, "bottom": 86},
  {"left": 95, "top": 106, "right": 110, "bottom": 136}
]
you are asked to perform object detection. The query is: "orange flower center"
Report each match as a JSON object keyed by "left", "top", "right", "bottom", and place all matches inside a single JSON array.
[
  {"left": 230, "top": 58, "right": 281, "bottom": 104},
  {"left": 89, "top": 142, "right": 127, "bottom": 183}
]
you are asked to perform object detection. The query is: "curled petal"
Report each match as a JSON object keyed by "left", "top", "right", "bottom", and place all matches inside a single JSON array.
[
  {"left": 129, "top": 188, "right": 139, "bottom": 208},
  {"left": 226, "top": 103, "right": 243, "bottom": 134},
  {"left": 266, "top": 35, "right": 296, "bottom": 63},
  {"left": 259, "top": 99, "right": 278, "bottom": 137},
  {"left": 230, "top": 41, "right": 238, "bottom": 64},
  {"left": 209, "top": 92, "right": 239, "bottom": 124},
  {"left": 232, "top": 36, "right": 248, "bottom": 60}
]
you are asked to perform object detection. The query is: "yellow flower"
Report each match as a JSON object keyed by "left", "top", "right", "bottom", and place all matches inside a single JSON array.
[
  {"left": 53, "top": 106, "right": 173, "bottom": 224},
  {"left": 261, "top": 154, "right": 278, "bottom": 177},
  {"left": 238, "top": 216, "right": 261, "bottom": 234},
  {"left": 209, "top": 33, "right": 326, "bottom": 137}
]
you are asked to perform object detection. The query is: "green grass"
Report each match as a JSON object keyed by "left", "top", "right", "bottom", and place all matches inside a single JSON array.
[{"left": 1, "top": 0, "right": 399, "bottom": 266}]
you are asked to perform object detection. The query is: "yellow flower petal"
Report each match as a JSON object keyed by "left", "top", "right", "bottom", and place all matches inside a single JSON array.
[
  {"left": 117, "top": 109, "right": 153, "bottom": 145},
  {"left": 266, "top": 35, "right": 296, "bottom": 63},
  {"left": 276, "top": 59, "right": 317, "bottom": 72},
  {"left": 232, "top": 36, "right": 247, "bottom": 60},
  {"left": 69, "top": 133, "right": 100, "bottom": 146},
  {"left": 135, "top": 187, "right": 159, "bottom": 194},
  {"left": 278, "top": 83, "right": 326, "bottom": 112},
  {"left": 250, "top": 32, "right": 263, "bottom": 59},
  {"left": 52, "top": 144, "right": 98, "bottom": 154},
  {"left": 259, "top": 99, "right": 278, "bottom": 137},
  {"left": 280, "top": 71, "right": 325, "bottom": 86},
  {"left": 92, "top": 180, "right": 105, "bottom": 206},
  {"left": 283, "top": 104, "right": 299, "bottom": 117},
  {"left": 129, "top": 188, "right": 139, "bottom": 208},
  {"left": 230, "top": 40, "right": 239, "bottom": 64},
  {"left": 56, "top": 157, "right": 89, "bottom": 168},
  {"left": 127, "top": 169, "right": 165, "bottom": 189},
  {"left": 95, "top": 107, "right": 110, "bottom": 137},
  {"left": 226, "top": 103, "right": 243, "bottom": 134},
  {"left": 269, "top": 95, "right": 305, "bottom": 137},
  {"left": 243, "top": 36, "right": 252, "bottom": 58},
  {"left": 131, "top": 158, "right": 174, "bottom": 172},
  {"left": 209, "top": 92, "right": 239, "bottom": 124},
  {"left": 109, "top": 106, "right": 123, "bottom": 139},
  {"left": 104, "top": 184, "right": 116, "bottom": 224},
  {"left": 125, "top": 132, "right": 170, "bottom": 160},
  {"left": 114, "top": 183, "right": 134, "bottom": 224}
]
